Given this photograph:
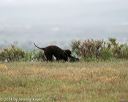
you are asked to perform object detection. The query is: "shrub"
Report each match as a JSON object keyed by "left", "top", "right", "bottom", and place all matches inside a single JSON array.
[
  {"left": 23, "top": 50, "right": 44, "bottom": 61},
  {"left": 71, "top": 39, "right": 104, "bottom": 60},
  {"left": 118, "top": 44, "right": 128, "bottom": 59},
  {"left": 0, "top": 45, "right": 25, "bottom": 62},
  {"left": 71, "top": 38, "right": 128, "bottom": 61},
  {"left": 100, "top": 48, "right": 113, "bottom": 61},
  {"left": 71, "top": 40, "right": 81, "bottom": 56}
]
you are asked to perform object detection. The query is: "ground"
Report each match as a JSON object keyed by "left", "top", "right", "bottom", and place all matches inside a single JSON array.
[{"left": 0, "top": 60, "right": 128, "bottom": 102}]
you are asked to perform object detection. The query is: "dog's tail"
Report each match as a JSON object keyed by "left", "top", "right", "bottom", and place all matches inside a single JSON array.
[{"left": 34, "top": 43, "right": 45, "bottom": 50}]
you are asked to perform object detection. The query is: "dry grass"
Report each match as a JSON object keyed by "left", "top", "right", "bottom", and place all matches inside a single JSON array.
[{"left": 0, "top": 60, "right": 128, "bottom": 102}]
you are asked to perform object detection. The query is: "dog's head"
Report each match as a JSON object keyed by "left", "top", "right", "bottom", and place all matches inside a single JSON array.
[
  {"left": 64, "top": 49, "right": 72, "bottom": 57},
  {"left": 69, "top": 57, "right": 79, "bottom": 62}
]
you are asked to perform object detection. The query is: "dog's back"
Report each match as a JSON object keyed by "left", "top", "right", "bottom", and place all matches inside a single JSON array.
[{"left": 34, "top": 43, "right": 68, "bottom": 61}]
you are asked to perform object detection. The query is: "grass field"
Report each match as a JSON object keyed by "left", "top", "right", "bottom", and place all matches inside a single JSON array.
[{"left": 0, "top": 60, "right": 128, "bottom": 102}]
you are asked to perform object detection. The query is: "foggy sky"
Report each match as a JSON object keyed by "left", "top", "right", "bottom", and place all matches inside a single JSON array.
[{"left": 0, "top": 0, "right": 128, "bottom": 46}]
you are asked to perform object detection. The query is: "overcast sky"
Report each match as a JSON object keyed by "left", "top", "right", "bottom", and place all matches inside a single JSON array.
[{"left": 0, "top": 0, "right": 128, "bottom": 46}]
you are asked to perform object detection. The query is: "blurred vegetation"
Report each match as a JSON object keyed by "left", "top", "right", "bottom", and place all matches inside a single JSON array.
[
  {"left": 71, "top": 38, "right": 128, "bottom": 61},
  {"left": 0, "top": 38, "right": 128, "bottom": 62},
  {"left": 0, "top": 45, "right": 44, "bottom": 62},
  {"left": 0, "top": 45, "right": 25, "bottom": 62}
]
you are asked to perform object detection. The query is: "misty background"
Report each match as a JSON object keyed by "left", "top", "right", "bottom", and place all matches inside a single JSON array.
[{"left": 0, "top": 0, "right": 128, "bottom": 49}]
